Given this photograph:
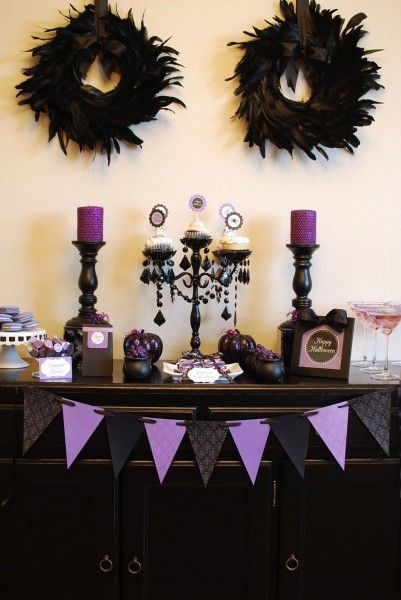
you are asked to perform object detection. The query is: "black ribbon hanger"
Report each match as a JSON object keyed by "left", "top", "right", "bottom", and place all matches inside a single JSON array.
[
  {"left": 282, "top": 0, "right": 328, "bottom": 92},
  {"left": 73, "top": 0, "right": 126, "bottom": 59}
]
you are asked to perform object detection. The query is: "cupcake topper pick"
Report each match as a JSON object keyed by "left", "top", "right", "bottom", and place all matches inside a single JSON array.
[
  {"left": 219, "top": 203, "right": 236, "bottom": 220},
  {"left": 225, "top": 211, "right": 243, "bottom": 231},
  {"left": 189, "top": 194, "right": 207, "bottom": 212},
  {"left": 149, "top": 206, "right": 167, "bottom": 228}
]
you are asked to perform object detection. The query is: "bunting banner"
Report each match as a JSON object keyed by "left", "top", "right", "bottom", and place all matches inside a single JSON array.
[
  {"left": 21, "top": 387, "right": 395, "bottom": 485},
  {"left": 228, "top": 419, "right": 271, "bottom": 484},
  {"left": 62, "top": 399, "right": 104, "bottom": 468},
  {"left": 106, "top": 413, "right": 144, "bottom": 479},
  {"left": 271, "top": 414, "right": 310, "bottom": 478},
  {"left": 352, "top": 390, "right": 391, "bottom": 456},
  {"left": 307, "top": 403, "right": 349, "bottom": 469},
  {"left": 144, "top": 418, "right": 187, "bottom": 484},
  {"left": 23, "top": 388, "right": 61, "bottom": 454},
  {"left": 186, "top": 422, "right": 228, "bottom": 486}
]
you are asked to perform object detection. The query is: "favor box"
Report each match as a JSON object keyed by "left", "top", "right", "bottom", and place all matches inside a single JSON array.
[
  {"left": 82, "top": 326, "right": 113, "bottom": 377},
  {"left": 39, "top": 356, "right": 72, "bottom": 381}
]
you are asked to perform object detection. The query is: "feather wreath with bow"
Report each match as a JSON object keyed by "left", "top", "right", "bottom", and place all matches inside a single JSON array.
[
  {"left": 227, "top": 0, "right": 383, "bottom": 160},
  {"left": 16, "top": 1, "right": 185, "bottom": 163}
]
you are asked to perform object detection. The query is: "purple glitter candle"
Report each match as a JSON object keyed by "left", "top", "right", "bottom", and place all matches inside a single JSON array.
[
  {"left": 77, "top": 206, "right": 104, "bottom": 242},
  {"left": 290, "top": 210, "right": 316, "bottom": 245}
]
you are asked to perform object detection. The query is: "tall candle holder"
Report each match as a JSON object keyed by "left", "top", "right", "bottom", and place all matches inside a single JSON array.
[
  {"left": 279, "top": 244, "right": 319, "bottom": 370},
  {"left": 64, "top": 241, "right": 109, "bottom": 365},
  {"left": 141, "top": 201, "right": 251, "bottom": 358}
]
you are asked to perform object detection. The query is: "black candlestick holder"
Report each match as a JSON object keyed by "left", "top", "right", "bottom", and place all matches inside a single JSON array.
[
  {"left": 64, "top": 241, "right": 110, "bottom": 366},
  {"left": 279, "top": 244, "right": 319, "bottom": 370},
  {"left": 141, "top": 237, "right": 251, "bottom": 357}
]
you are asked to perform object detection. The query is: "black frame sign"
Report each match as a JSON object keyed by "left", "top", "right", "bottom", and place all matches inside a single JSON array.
[{"left": 290, "top": 318, "right": 354, "bottom": 379}]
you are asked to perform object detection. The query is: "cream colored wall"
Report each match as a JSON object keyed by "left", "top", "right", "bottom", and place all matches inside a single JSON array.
[{"left": 0, "top": 0, "right": 400, "bottom": 361}]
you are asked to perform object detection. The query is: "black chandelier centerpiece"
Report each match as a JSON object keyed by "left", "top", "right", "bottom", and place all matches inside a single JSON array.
[{"left": 140, "top": 199, "right": 251, "bottom": 357}]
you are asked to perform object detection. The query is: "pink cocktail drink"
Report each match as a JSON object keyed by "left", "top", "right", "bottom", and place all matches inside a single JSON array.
[{"left": 368, "top": 313, "right": 401, "bottom": 336}]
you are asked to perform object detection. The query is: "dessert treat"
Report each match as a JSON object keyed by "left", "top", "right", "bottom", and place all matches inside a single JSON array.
[
  {"left": 28, "top": 336, "right": 73, "bottom": 359},
  {"left": 0, "top": 306, "right": 20, "bottom": 315},
  {"left": 176, "top": 356, "right": 228, "bottom": 373},
  {"left": 24, "top": 321, "right": 40, "bottom": 330},
  {"left": 0, "top": 314, "right": 13, "bottom": 323},
  {"left": 2, "top": 323, "right": 23, "bottom": 332},
  {"left": 0, "top": 306, "right": 41, "bottom": 331},
  {"left": 15, "top": 312, "right": 33, "bottom": 323},
  {"left": 183, "top": 214, "right": 211, "bottom": 240},
  {"left": 144, "top": 228, "right": 174, "bottom": 252},
  {"left": 216, "top": 228, "right": 250, "bottom": 251}
]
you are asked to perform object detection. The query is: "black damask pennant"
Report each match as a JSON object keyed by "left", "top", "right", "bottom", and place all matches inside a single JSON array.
[
  {"left": 187, "top": 422, "right": 227, "bottom": 486},
  {"left": 352, "top": 391, "right": 391, "bottom": 455},
  {"left": 23, "top": 388, "right": 61, "bottom": 454}
]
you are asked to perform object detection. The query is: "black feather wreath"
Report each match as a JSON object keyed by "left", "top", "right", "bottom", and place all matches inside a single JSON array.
[
  {"left": 16, "top": 3, "right": 185, "bottom": 163},
  {"left": 227, "top": 0, "right": 383, "bottom": 160}
]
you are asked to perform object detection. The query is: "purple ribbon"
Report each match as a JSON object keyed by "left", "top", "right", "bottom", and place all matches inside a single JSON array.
[{"left": 91, "top": 312, "right": 109, "bottom": 324}]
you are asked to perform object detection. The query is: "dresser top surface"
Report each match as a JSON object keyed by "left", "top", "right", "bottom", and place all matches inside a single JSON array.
[{"left": 0, "top": 360, "right": 397, "bottom": 402}]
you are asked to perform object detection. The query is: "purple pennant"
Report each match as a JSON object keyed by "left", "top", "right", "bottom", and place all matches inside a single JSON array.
[
  {"left": 307, "top": 403, "right": 349, "bottom": 469},
  {"left": 145, "top": 418, "right": 186, "bottom": 484},
  {"left": 228, "top": 420, "right": 270, "bottom": 484},
  {"left": 62, "top": 399, "right": 104, "bottom": 468}
]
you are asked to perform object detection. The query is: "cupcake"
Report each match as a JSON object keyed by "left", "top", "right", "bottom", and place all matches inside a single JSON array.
[
  {"left": 144, "top": 228, "right": 173, "bottom": 252},
  {"left": 216, "top": 228, "right": 250, "bottom": 251},
  {"left": 183, "top": 214, "right": 211, "bottom": 240}
]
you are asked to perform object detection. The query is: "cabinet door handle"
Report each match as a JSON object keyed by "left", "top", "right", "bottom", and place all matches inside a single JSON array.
[
  {"left": 99, "top": 554, "right": 113, "bottom": 573},
  {"left": 128, "top": 556, "right": 142, "bottom": 576},
  {"left": 285, "top": 554, "right": 300, "bottom": 573}
]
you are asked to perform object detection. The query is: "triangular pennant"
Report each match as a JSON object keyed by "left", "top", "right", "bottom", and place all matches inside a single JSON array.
[
  {"left": 308, "top": 403, "right": 349, "bottom": 470},
  {"left": 186, "top": 422, "right": 227, "bottom": 486},
  {"left": 271, "top": 414, "right": 310, "bottom": 478},
  {"left": 23, "top": 388, "right": 61, "bottom": 454},
  {"left": 62, "top": 399, "right": 104, "bottom": 468},
  {"left": 106, "top": 414, "right": 144, "bottom": 478},
  {"left": 228, "top": 420, "right": 270, "bottom": 484},
  {"left": 145, "top": 418, "right": 186, "bottom": 483},
  {"left": 352, "top": 391, "right": 391, "bottom": 455}
]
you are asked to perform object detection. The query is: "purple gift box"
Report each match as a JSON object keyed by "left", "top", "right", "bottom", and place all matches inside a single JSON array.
[
  {"left": 290, "top": 210, "right": 316, "bottom": 245},
  {"left": 82, "top": 326, "right": 113, "bottom": 376}
]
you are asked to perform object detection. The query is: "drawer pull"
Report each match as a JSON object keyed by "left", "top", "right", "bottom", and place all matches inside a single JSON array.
[
  {"left": 128, "top": 556, "right": 142, "bottom": 576},
  {"left": 285, "top": 554, "right": 300, "bottom": 572},
  {"left": 99, "top": 554, "right": 113, "bottom": 573}
]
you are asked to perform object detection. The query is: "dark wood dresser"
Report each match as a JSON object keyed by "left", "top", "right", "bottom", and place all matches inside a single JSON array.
[{"left": 0, "top": 361, "right": 399, "bottom": 600}]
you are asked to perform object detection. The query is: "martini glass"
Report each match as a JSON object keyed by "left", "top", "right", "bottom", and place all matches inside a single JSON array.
[
  {"left": 366, "top": 303, "right": 401, "bottom": 382},
  {"left": 387, "top": 301, "right": 401, "bottom": 366},
  {"left": 359, "top": 304, "right": 386, "bottom": 374},
  {"left": 347, "top": 302, "right": 372, "bottom": 368}
]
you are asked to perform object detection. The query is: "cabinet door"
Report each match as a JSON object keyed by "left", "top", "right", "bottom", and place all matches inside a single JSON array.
[
  {"left": 121, "top": 460, "right": 274, "bottom": 600},
  {"left": 278, "top": 459, "right": 401, "bottom": 600},
  {"left": 0, "top": 459, "right": 117, "bottom": 600}
]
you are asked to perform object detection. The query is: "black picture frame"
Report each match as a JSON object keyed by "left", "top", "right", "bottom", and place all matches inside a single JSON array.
[{"left": 290, "top": 317, "right": 354, "bottom": 379}]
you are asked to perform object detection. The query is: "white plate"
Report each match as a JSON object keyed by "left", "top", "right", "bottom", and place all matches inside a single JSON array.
[{"left": 163, "top": 362, "right": 243, "bottom": 382}]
